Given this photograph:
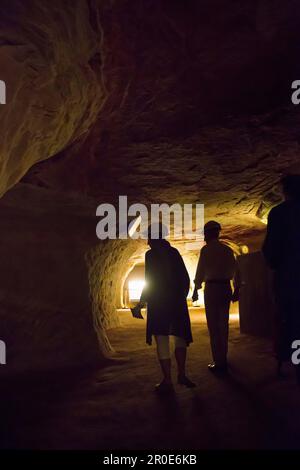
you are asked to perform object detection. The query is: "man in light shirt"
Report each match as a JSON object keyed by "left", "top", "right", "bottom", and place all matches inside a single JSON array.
[{"left": 192, "top": 221, "right": 240, "bottom": 372}]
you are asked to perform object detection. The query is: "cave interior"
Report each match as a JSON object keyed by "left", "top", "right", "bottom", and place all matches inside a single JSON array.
[{"left": 0, "top": 0, "right": 300, "bottom": 451}]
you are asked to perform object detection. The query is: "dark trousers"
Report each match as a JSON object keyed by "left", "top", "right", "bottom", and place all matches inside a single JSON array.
[{"left": 204, "top": 283, "right": 232, "bottom": 366}]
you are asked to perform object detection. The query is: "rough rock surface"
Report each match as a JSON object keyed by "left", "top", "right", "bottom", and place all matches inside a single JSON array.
[
  {"left": 0, "top": 184, "right": 105, "bottom": 374},
  {"left": 20, "top": 0, "right": 300, "bottom": 247},
  {"left": 0, "top": 0, "right": 106, "bottom": 195},
  {"left": 0, "top": 183, "right": 149, "bottom": 373}
]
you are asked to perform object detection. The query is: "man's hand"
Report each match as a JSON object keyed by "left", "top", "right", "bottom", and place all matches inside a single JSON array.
[
  {"left": 231, "top": 289, "right": 239, "bottom": 302},
  {"left": 192, "top": 288, "right": 199, "bottom": 302}
]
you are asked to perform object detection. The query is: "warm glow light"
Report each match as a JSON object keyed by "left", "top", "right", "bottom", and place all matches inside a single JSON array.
[
  {"left": 256, "top": 200, "right": 270, "bottom": 226},
  {"left": 128, "top": 279, "right": 145, "bottom": 300},
  {"left": 184, "top": 241, "right": 205, "bottom": 251},
  {"left": 241, "top": 245, "right": 249, "bottom": 254},
  {"left": 229, "top": 313, "right": 239, "bottom": 321}
]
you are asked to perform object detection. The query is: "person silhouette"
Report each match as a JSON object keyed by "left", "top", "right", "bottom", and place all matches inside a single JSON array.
[
  {"left": 133, "top": 223, "right": 195, "bottom": 393},
  {"left": 192, "top": 221, "right": 240, "bottom": 372},
  {"left": 262, "top": 174, "right": 300, "bottom": 382}
]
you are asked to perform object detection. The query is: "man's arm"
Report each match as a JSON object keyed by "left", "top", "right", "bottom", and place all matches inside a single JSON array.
[
  {"left": 262, "top": 207, "right": 283, "bottom": 270},
  {"left": 194, "top": 248, "right": 205, "bottom": 289},
  {"left": 232, "top": 259, "right": 241, "bottom": 302},
  {"left": 192, "top": 248, "right": 205, "bottom": 301}
]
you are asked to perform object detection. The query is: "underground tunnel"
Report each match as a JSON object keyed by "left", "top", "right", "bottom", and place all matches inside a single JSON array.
[{"left": 1, "top": 0, "right": 300, "bottom": 456}]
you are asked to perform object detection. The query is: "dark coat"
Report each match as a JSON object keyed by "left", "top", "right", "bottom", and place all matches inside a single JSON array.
[
  {"left": 140, "top": 240, "right": 192, "bottom": 346},
  {"left": 262, "top": 200, "right": 300, "bottom": 360}
]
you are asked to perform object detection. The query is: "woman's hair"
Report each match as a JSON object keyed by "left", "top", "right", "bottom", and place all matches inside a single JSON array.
[{"left": 281, "top": 174, "right": 300, "bottom": 200}]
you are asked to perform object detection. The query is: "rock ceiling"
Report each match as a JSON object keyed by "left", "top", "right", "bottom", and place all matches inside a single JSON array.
[{"left": 1, "top": 0, "right": 300, "bottom": 249}]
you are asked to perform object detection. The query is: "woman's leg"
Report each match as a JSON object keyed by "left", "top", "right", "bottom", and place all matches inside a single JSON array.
[
  {"left": 154, "top": 335, "right": 172, "bottom": 385},
  {"left": 174, "top": 337, "right": 196, "bottom": 387},
  {"left": 174, "top": 336, "right": 187, "bottom": 377}
]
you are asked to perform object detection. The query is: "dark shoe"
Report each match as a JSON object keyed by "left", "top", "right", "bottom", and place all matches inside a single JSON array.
[
  {"left": 177, "top": 375, "right": 196, "bottom": 388},
  {"left": 155, "top": 381, "right": 174, "bottom": 394},
  {"left": 208, "top": 362, "right": 228, "bottom": 373}
]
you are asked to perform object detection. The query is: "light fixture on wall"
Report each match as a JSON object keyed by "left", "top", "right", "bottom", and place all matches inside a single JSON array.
[{"left": 240, "top": 245, "right": 249, "bottom": 254}]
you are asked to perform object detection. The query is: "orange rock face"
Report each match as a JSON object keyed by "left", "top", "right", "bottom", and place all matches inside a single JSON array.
[
  {"left": 0, "top": 0, "right": 106, "bottom": 195},
  {"left": 12, "top": 0, "right": 300, "bottom": 246}
]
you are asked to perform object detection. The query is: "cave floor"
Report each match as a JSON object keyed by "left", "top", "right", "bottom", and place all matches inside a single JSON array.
[{"left": 1, "top": 310, "right": 300, "bottom": 450}]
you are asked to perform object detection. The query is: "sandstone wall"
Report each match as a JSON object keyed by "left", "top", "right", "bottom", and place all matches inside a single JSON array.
[
  {"left": 0, "top": 0, "right": 106, "bottom": 196},
  {"left": 0, "top": 184, "right": 119, "bottom": 374}
]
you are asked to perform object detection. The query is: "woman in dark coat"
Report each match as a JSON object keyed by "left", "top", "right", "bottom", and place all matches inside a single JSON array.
[{"left": 134, "top": 224, "right": 195, "bottom": 393}]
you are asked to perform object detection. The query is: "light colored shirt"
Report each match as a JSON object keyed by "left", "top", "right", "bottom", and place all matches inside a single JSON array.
[{"left": 194, "top": 240, "right": 240, "bottom": 289}]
